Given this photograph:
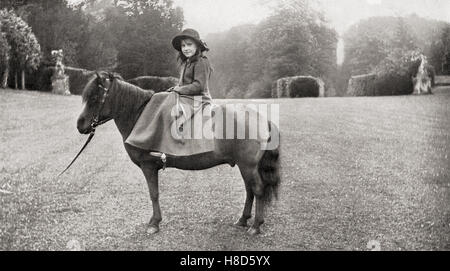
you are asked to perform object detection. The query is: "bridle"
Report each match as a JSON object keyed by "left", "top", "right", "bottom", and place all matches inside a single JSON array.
[
  {"left": 58, "top": 72, "right": 115, "bottom": 177},
  {"left": 90, "top": 72, "right": 115, "bottom": 130}
]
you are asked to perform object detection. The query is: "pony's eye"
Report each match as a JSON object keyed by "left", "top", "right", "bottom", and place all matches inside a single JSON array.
[{"left": 88, "top": 93, "right": 100, "bottom": 105}]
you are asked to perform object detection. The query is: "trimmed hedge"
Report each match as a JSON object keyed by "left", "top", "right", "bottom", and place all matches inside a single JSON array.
[
  {"left": 24, "top": 65, "right": 94, "bottom": 95},
  {"left": 289, "top": 77, "right": 320, "bottom": 97},
  {"left": 127, "top": 76, "right": 178, "bottom": 92},
  {"left": 347, "top": 51, "right": 436, "bottom": 97},
  {"left": 274, "top": 76, "right": 324, "bottom": 98},
  {"left": 347, "top": 74, "right": 377, "bottom": 96},
  {"left": 25, "top": 65, "right": 53, "bottom": 91},
  {"left": 347, "top": 73, "right": 415, "bottom": 97}
]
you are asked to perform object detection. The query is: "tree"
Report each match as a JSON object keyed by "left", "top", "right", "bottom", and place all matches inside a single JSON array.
[
  {"left": 430, "top": 26, "right": 450, "bottom": 74},
  {"left": 392, "top": 17, "right": 416, "bottom": 51},
  {"left": 76, "top": 7, "right": 118, "bottom": 70},
  {"left": 0, "top": 28, "right": 11, "bottom": 88},
  {"left": 20, "top": 1, "right": 89, "bottom": 67},
  {"left": 245, "top": 4, "right": 337, "bottom": 97},
  {"left": 207, "top": 0, "right": 337, "bottom": 98},
  {"left": 207, "top": 24, "right": 255, "bottom": 97},
  {"left": 103, "top": 0, "right": 183, "bottom": 79},
  {"left": 343, "top": 34, "right": 388, "bottom": 75},
  {"left": 343, "top": 15, "right": 450, "bottom": 76},
  {"left": 0, "top": 9, "right": 41, "bottom": 89}
]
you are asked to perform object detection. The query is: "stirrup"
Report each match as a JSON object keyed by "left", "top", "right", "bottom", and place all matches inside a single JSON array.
[{"left": 149, "top": 152, "right": 167, "bottom": 170}]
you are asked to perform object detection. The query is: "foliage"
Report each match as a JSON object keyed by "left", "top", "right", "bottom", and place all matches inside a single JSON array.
[
  {"left": 0, "top": 0, "right": 184, "bottom": 91},
  {"left": 346, "top": 49, "right": 425, "bottom": 96},
  {"left": 4, "top": 1, "right": 88, "bottom": 67},
  {"left": 208, "top": 0, "right": 337, "bottom": 98},
  {"left": 429, "top": 26, "right": 450, "bottom": 75},
  {"left": 0, "top": 28, "right": 9, "bottom": 71},
  {"left": 207, "top": 24, "right": 255, "bottom": 98},
  {"left": 372, "top": 49, "right": 422, "bottom": 96},
  {"left": 103, "top": 0, "right": 184, "bottom": 79},
  {"left": 343, "top": 15, "right": 450, "bottom": 77},
  {"left": 0, "top": 9, "right": 41, "bottom": 72}
]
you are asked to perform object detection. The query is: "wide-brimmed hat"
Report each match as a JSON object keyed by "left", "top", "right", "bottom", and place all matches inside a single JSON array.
[{"left": 172, "top": 28, "right": 209, "bottom": 52}]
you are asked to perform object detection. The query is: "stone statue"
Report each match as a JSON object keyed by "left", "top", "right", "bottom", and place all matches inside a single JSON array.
[
  {"left": 51, "top": 49, "right": 70, "bottom": 95},
  {"left": 413, "top": 54, "right": 432, "bottom": 95}
]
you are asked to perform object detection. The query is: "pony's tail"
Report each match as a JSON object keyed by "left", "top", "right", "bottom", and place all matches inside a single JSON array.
[{"left": 258, "top": 121, "right": 281, "bottom": 205}]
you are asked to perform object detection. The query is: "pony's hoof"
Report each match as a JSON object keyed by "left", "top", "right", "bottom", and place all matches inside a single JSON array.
[
  {"left": 147, "top": 225, "right": 160, "bottom": 235},
  {"left": 247, "top": 227, "right": 261, "bottom": 236},
  {"left": 234, "top": 219, "right": 247, "bottom": 228}
]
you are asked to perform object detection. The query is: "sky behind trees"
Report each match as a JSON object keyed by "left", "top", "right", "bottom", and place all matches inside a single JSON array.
[{"left": 174, "top": 0, "right": 450, "bottom": 35}]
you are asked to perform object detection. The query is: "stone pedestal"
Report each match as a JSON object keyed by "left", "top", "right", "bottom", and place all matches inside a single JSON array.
[{"left": 52, "top": 75, "right": 70, "bottom": 95}]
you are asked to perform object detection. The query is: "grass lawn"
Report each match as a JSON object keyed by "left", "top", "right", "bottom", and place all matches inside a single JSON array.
[{"left": 0, "top": 88, "right": 449, "bottom": 250}]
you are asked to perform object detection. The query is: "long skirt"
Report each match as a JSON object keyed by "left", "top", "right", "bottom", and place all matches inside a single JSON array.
[{"left": 125, "top": 92, "right": 215, "bottom": 156}]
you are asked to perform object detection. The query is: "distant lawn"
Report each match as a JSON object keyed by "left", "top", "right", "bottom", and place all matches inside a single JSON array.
[{"left": 1, "top": 88, "right": 449, "bottom": 250}]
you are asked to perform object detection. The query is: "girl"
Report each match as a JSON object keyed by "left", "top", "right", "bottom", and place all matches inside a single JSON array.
[
  {"left": 125, "top": 28, "right": 215, "bottom": 158},
  {"left": 169, "top": 28, "right": 213, "bottom": 100}
]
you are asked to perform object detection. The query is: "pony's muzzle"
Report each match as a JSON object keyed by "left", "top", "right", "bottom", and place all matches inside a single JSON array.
[{"left": 77, "top": 117, "right": 92, "bottom": 134}]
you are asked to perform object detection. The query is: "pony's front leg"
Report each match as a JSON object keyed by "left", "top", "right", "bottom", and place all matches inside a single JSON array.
[{"left": 141, "top": 164, "right": 162, "bottom": 234}]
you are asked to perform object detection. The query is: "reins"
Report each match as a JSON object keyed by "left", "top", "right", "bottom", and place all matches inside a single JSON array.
[{"left": 58, "top": 73, "right": 115, "bottom": 178}]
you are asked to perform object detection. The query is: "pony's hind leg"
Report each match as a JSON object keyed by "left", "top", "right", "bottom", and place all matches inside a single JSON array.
[
  {"left": 141, "top": 164, "right": 162, "bottom": 234},
  {"left": 238, "top": 164, "right": 265, "bottom": 235},
  {"left": 235, "top": 180, "right": 254, "bottom": 227}
]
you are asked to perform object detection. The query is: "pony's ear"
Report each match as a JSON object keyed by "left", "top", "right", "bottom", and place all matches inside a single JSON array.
[{"left": 95, "top": 71, "right": 106, "bottom": 86}]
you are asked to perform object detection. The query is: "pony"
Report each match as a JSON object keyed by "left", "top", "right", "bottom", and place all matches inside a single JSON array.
[{"left": 76, "top": 72, "right": 281, "bottom": 235}]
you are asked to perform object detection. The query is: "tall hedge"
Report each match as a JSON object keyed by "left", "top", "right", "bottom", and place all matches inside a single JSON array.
[
  {"left": 346, "top": 50, "right": 434, "bottom": 96},
  {"left": 274, "top": 76, "right": 324, "bottom": 98},
  {"left": 346, "top": 74, "right": 377, "bottom": 96},
  {"left": 373, "top": 50, "right": 422, "bottom": 96}
]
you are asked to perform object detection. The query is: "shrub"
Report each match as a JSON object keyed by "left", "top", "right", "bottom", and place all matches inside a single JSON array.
[
  {"left": 273, "top": 76, "right": 323, "bottom": 98},
  {"left": 373, "top": 49, "right": 422, "bottom": 96},
  {"left": 346, "top": 50, "right": 432, "bottom": 96},
  {"left": 25, "top": 65, "right": 53, "bottom": 92},
  {"left": 0, "top": 31, "right": 9, "bottom": 75}
]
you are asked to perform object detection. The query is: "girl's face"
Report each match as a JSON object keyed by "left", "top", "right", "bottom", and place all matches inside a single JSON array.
[{"left": 181, "top": 38, "right": 198, "bottom": 58}]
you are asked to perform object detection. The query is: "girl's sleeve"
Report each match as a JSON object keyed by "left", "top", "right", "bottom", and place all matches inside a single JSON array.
[{"left": 177, "top": 59, "right": 209, "bottom": 95}]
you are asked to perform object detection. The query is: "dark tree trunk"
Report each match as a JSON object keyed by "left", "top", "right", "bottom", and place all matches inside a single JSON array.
[
  {"left": 21, "top": 70, "right": 25, "bottom": 90},
  {"left": 14, "top": 71, "right": 18, "bottom": 89}
]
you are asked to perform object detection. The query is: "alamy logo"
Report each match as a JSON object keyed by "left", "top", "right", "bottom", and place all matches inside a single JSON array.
[{"left": 170, "top": 96, "right": 280, "bottom": 150}]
